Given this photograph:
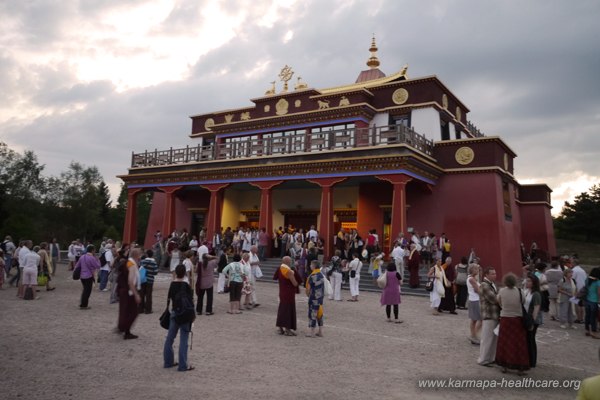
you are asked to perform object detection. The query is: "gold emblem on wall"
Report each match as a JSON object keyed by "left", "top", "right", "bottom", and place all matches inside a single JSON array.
[
  {"left": 317, "top": 99, "right": 330, "bottom": 109},
  {"left": 455, "top": 106, "right": 462, "bottom": 121},
  {"left": 295, "top": 99, "right": 301, "bottom": 108},
  {"left": 204, "top": 118, "right": 215, "bottom": 131},
  {"left": 264, "top": 105, "right": 270, "bottom": 112},
  {"left": 442, "top": 94, "right": 448, "bottom": 109},
  {"left": 276, "top": 98, "right": 289, "bottom": 115},
  {"left": 339, "top": 96, "right": 350, "bottom": 106},
  {"left": 392, "top": 88, "right": 409, "bottom": 105},
  {"left": 224, "top": 114, "right": 234, "bottom": 123},
  {"left": 455, "top": 146, "right": 475, "bottom": 165},
  {"left": 240, "top": 112, "right": 251, "bottom": 121}
]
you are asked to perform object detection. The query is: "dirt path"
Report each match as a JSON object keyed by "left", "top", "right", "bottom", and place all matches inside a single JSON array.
[{"left": 0, "top": 270, "right": 597, "bottom": 399}]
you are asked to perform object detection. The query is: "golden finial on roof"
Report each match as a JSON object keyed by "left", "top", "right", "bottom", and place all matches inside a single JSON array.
[
  {"left": 294, "top": 76, "right": 308, "bottom": 90},
  {"left": 400, "top": 63, "right": 408, "bottom": 78},
  {"left": 366, "top": 35, "right": 380, "bottom": 69}
]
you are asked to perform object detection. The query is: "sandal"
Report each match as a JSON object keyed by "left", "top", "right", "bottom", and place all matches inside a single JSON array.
[
  {"left": 179, "top": 365, "right": 195, "bottom": 372},
  {"left": 166, "top": 362, "right": 179, "bottom": 368}
]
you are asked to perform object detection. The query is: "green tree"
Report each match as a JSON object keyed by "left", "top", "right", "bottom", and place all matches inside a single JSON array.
[
  {"left": 555, "top": 184, "right": 600, "bottom": 242},
  {"left": 59, "top": 162, "right": 106, "bottom": 242}
]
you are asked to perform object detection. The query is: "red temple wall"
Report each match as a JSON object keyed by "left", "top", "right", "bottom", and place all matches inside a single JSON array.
[
  {"left": 407, "top": 173, "right": 522, "bottom": 277},
  {"left": 519, "top": 204, "right": 557, "bottom": 258},
  {"left": 144, "top": 191, "right": 165, "bottom": 250}
]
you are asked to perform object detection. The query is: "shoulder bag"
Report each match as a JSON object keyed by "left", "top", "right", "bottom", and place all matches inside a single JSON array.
[
  {"left": 377, "top": 271, "right": 387, "bottom": 289},
  {"left": 159, "top": 297, "right": 171, "bottom": 330}
]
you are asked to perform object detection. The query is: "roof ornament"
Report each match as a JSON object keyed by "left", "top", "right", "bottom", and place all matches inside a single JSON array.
[
  {"left": 294, "top": 76, "right": 308, "bottom": 90},
  {"left": 265, "top": 81, "right": 276, "bottom": 96},
  {"left": 400, "top": 63, "right": 408, "bottom": 78},
  {"left": 278, "top": 65, "right": 294, "bottom": 93},
  {"left": 366, "top": 34, "right": 380, "bottom": 69}
]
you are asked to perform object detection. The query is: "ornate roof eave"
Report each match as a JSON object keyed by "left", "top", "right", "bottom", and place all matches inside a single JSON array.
[
  {"left": 519, "top": 183, "right": 553, "bottom": 193},
  {"left": 190, "top": 103, "right": 378, "bottom": 138},
  {"left": 318, "top": 68, "right": 407, "bottom": 95},
  {"left": 433, "top": 136, "right": 517, "bottom": 158}
]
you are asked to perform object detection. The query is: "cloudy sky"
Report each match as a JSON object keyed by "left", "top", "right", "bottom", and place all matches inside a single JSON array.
[{"left": 1, "top": 0, "right": 599, "bottom": 214}]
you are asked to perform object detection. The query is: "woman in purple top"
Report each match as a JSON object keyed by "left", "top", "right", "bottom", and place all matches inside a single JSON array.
[
  {"left": 380, "top": 263, "right": 403, "bottom": 323},
  {"left": 76, "top": 245, "right": 100, "bottom": 309}
]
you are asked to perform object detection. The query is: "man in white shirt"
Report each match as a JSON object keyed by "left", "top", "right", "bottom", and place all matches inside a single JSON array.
[
  {"left": 17, "top": 240, "right": 31, "bottom": 298},
  {"left": 391, "top": 242, "right": 406, "bottom": 278},
  {"left": 571, "top": 257, "right": 587, "bottom": 324},
  {"left": 248, "top": 245, "right": 261, "bottom": 307},
  {"left": 197, "top": 242, "right": 209, "bottom": 260},
  {"left": 22, "top": 242, "right": 40, "bottom": 299},
  {"left": 348, "top": 252, "right": 362, "bottom": 301},
  {"left": 306, "top": 225, "right": 318, "bottom": 244}
]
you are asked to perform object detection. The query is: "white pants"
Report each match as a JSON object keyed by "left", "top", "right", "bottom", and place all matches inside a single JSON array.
[
  {"left": 394, "top": 259, "right": 404, "bottom": 279},
  {"left": 349, "top": 277, "right": 360, "bottom": 297},
  {"left": 330, "top": 271, "right": 342, "bottom": 301},
  {"left": 478, "top": 319, "right": 499, "bottom": 364},
  {"left": 217, "top": 273, "right": 226, "bottom": 293},
  {"left": 250, "top": 272, "right": 258, "bottom": 304}
]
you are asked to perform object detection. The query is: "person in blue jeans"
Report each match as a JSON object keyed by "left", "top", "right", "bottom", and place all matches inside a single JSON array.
[
  {"left": 164, "top": 264, "right": 194, "bottom": 371},
  {"left": 584, "top": 267, "right": 600, "bottom": 339}
]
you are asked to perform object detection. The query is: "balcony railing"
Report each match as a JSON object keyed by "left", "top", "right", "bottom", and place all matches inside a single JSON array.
[
  {"left": 466, "top": 121, "right": 485, "bottom": 138},
  {"left": 130, "top": 124, "right": 434, "bottom": 168}
]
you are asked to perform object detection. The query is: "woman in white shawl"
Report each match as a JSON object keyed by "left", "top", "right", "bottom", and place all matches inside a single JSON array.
[{"left": 428, "top": 258, "right": 448, "bottom": 315}]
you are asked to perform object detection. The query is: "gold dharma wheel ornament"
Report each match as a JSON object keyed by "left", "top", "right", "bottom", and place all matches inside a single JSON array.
[
  {"left": 392, "top": 88, "right": 409, "bottom": 105},
  {"left": 455, "top": 146, "right": 475, "bottom": 165}
]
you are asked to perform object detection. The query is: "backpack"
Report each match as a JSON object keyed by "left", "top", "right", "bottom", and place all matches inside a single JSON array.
[
  {"left": 173, "top": 286, "right": 196, "bottom": 325},
  {"left": 99, "top": 250, "right": 107, "bottom": 266}
]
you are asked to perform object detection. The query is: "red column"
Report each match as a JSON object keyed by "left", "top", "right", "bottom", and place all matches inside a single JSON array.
[
  {"left": 307, "top": 177, "right": 346, "bottom": 260},
  {"left": 249, "top": 181, "right": 284, "bottom": 255},
  {"left": 200, "top": 183, "right": 230, "bottom": 242},
  {"left": 158, "top": 186, "right": 183, "bottom": 237},
  {"left": 123, "top": 188, "right": 143, "bottom": 244},
  {"left": 376, "top": 174, "right": 412, "bottom": 243}
]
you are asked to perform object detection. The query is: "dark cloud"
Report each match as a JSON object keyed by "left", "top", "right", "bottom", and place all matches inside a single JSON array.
[{"left": 1, "top": 0, "right": 598, "bottom": 209}]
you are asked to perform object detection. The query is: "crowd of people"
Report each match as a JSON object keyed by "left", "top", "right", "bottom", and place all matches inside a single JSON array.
[
  {"left": 2, "top": 228, "right": 599, "bottom": 395},
  {"left": 425, "top": 251, "right": 600, "bottom": 378}
]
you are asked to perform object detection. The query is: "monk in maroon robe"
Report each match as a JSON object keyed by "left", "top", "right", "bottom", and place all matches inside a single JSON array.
[
  {"left": 273, "top": 256, "right": 301, "bottom": 335},
  {"left": 438, "top": 257, "right": 457, "bottom": 314},
  {"left": 407, "top": 244, "right": 421, "bottom": 288}
]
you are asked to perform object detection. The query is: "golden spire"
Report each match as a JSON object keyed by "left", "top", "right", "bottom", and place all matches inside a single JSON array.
[{"left": 366, "top": 35, "right": 380, "bottom": 69}]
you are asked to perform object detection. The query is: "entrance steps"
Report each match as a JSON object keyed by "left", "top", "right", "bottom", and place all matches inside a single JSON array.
[{"left": 256, "top": 258, "right": 430, "bottom": 297}]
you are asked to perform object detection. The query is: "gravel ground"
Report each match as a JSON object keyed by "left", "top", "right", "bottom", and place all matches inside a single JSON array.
[{"left": 1, "top": 267, "right": 598, "bottom": 400}]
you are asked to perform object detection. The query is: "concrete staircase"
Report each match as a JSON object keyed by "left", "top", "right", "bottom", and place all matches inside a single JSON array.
[{"left": 255, "top": 258, "right": 430, "bottom": 297}]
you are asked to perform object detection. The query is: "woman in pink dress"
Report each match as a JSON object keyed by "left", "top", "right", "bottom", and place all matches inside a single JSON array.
[{"left": 380, "top": 263, "right": 403, "bottom": 323}]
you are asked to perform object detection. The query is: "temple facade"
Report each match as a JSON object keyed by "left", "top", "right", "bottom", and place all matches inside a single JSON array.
[{"left": 119, "top": 39, "right": 556, "bottom": 276}]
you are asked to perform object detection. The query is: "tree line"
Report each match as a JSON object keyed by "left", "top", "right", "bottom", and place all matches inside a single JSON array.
[
  {"left": 554, "top": 184, "right": 600, "bottom": 242},
  {"left": 0, "top": 142, "right": 152, "bottom": 246}
]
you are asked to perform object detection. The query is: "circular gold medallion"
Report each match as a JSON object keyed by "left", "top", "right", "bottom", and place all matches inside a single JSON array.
[
  {"left": 204, "top": 118, "right": 215, "bottom": 131},
  {"left": 276, "top": 98, "right": 289, "bottom": 115},
  {"left": 455, "top": 106, "right": 462, "bottom": 121},
  {"left": 295, "top": 99, "right": 301, "bottom": 108},
  {"left": 264, "top": 105, "right": 270, "bottom": 112},
  {"left": 455, "top": 146, "right": 475, "bottom": 165},
  {"left": 392, "top": 88, "right": 409, "bottom": 105},
  {"left": 442, "top": 94, "right": 448, "bottom": 109}
]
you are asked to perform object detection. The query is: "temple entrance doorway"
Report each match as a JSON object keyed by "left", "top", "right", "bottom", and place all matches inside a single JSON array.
[{"left": 281, "top": 209, "right": 318, "bottom": 232}]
